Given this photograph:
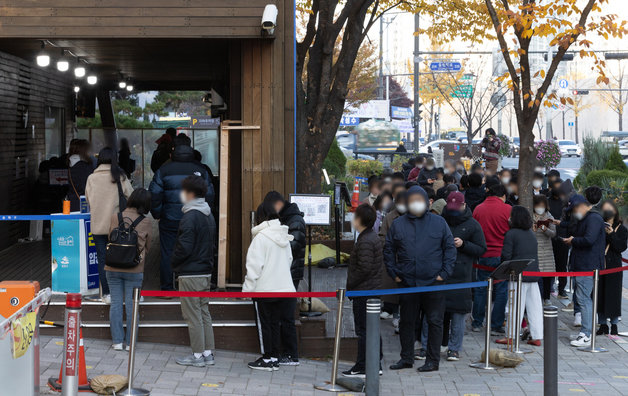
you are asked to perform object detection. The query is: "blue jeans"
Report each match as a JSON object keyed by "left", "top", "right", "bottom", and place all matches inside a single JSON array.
[
  {"left": 106, "top": 271, "right": 143, "bottom": 345},
  {"left": 472, "top": 257, "right": 508, "bottom": 330},
  {"left": 94, "top": 235, "right": 110, "bottom": 295},
  {"left": 574, "top": 276, "right": 593, "bottom": 337},
  {"left": 447, "top": 313, "right": 466, "bottom": 352},
  {"left": 158, "top": 220, "right": 178, "bottom": 291}
]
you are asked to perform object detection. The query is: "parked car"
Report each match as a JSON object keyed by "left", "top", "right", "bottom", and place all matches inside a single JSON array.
[
  {"left": 558, "top": 140, "right": 582, "bottom": 157},
  {"left": 618, "top": 139, "right": 628, "bottom": 159},
  {"left": 419, "top": 139, "right": 462, "bottom": 154},
  {"left": 510, "top": 137, "right": 520, "bottom": 157}
]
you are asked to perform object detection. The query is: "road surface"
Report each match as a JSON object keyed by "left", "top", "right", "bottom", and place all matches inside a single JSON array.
[{"left": 502, "top": 156, "right": 582, "bottom": 180}]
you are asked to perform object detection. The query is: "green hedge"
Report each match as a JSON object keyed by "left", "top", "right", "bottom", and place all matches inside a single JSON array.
[
  {"left": 605, "top": 146, "right": 628, "bottom": 173},
  {"left": 585, "top": 169, "right": 628, "bottom": 189},
  {"left": 322, "top": 139, "right": 347, "bottom": 179}
]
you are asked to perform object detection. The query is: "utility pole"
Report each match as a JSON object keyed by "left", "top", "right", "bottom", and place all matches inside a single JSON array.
[
  {"left": 378, "top": 18, "right": 384, "bottom": 100},
  {"left": 413, "top": 12, "right": 420, "bottom": 148},
  {"left": 562, "top": 110, "right": 566, "bottom": 139}
]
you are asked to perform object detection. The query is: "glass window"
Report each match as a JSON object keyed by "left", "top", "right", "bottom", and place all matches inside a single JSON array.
[
  {"left": 45, "top": 106, "right": 65, "bottom": 159},
  {"left": 192, "top": 129, "right": 219, "bottom": 175}
]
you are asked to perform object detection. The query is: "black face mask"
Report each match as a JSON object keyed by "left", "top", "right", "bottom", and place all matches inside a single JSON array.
[
  {"left": 551, "top": 189, "right": 560, "bottom": 197},
  {"left": 603, "top": 210, "right": 615, "bottom": 222}
]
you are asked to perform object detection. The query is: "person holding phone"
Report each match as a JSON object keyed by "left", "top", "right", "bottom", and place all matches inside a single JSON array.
[
  {"left": 532, "top": 195, "right": 556, "bottom": 304},
  {"left": 480, "top": 128, "right": 501, "bottom": 172}
]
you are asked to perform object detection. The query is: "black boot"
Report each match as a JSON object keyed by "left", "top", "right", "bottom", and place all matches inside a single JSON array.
[
  {"left": 596, "top": 324, "right": 609, "bottom": 335},
  {"left": 611, "top": 324, "right": 619, "bottom": 336}
]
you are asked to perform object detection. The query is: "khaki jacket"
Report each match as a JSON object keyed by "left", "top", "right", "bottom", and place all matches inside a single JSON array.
[{"left": 85, "top": 164, "right": 133, "bottom": 235}]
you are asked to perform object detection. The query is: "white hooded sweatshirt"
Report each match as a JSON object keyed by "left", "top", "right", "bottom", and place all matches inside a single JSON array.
[{"left": 242, "top": 219, "right": 297, "bottom": 293}]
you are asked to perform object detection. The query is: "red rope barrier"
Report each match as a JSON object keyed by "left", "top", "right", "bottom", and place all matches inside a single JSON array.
[
  {"left": 600, "top": 266, "right": 628, "bottom": 275},
  {"left": 140, "top": 290, "right": 337, "bottom": 298}
]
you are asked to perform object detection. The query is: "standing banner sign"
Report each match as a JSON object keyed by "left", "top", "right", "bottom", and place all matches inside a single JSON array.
[{"left": 84, "top": 220, "right": 99, "bottom": 290}]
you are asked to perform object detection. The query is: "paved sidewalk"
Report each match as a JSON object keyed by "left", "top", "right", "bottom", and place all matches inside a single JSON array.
[{"left": 39, "top": 289, "right": 628, "bottom": 396}]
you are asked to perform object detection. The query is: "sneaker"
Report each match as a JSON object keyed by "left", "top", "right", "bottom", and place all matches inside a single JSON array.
[
  {"left": 471, "top": 325, "right": 483, "bottom": 333},
  {"left": 562, "top": 302, "right": 574, "bottom": 312},
  {"left": 112, "top": 343, "right": 124, "bottom": 351},
  {"left": 204, "top": 353, "right": 215, "bottom": 366},
  {"left": 414, "top": 348, "right": 426, "bottom": 360},
  {"left": 611, "top": 324, "right": 619, "bottom": 336},
  {"left": 446, "top": 350, "right": 460, "bottom": 361},
  {"left": 176, "top": 354, "right": 206, "bottom": 367},
  {"left": 490, "top": 327, "right": 505, "bottom": 336},
  {"left": 247, "top": 357, "right": 274, "bottom": 371},
  {"left": 570, "top": 333, "right": 591, "bottom": 347},
  {"left": 543, "top": 299, "right": 551, "bottom": 306},
  {"left": 558, "top": 291, "right": 569, "bottom": 300},
  {"left": 596, "top": 324, "right": 609, "bottom": 336},
  {"left": 527, "top": 339, "right": 541, "bottom": 347},
  {"left": 573, "top": 312, "right": 582, "bottom": 327},
  {"left": 380, "top": 312, "right": 392, "bottom": 320},
  {"left": 341, "top": 367, "right": 365, "bottom": 378},
  {"left": 392, "top": 318, "right": 400, "bottom": 334},
  {"left": 101, "top": 294, "right": 111, "bottom": 304},
  {"left": 125, "top": 345, "right": 130, "bottom": 352},
  {"left": 278, "top": 356, "right": 299, "bottom": 366},
  {"left": 272, "top": 360, "right": 279, "bottom": 371}
]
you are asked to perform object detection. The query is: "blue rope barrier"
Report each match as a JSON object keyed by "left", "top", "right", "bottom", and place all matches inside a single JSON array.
[
  {"left": 346, "top": 281, "right": 487, "bottom": 298},
  {"left": 0, "top": 214, "right": 91, "bottom": 221}
]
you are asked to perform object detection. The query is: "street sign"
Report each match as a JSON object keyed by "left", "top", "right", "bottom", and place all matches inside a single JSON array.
[
  {"left": 339, "top": 116, "right": 360, "bottom": 126},
  {"left": 558, "top": 79, "right": 569, "bottom": 89},
  {"left": 430, "top": 61, "right": 462, "bottom": 72},
  {"left": 452, "top": 84, "right": 473, "bottom": 99},
  {"left": 568, "top": 122, "right": 574, "bottom": 126}
]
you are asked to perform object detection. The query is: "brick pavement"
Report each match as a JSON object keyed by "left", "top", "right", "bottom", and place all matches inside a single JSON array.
[{"left": 39, "top": 271, "right": 628, "bottom": 395}]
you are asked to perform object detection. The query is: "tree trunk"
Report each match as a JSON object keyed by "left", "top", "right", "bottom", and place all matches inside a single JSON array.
[{"left": 517, "top": 121, "right": 536, "bottom": 211}]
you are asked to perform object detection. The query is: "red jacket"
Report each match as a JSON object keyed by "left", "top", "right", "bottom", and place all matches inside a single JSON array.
[
  {"left": 408, "top": 167, "right": 421, "bottom": 181},
  {"left": 472, "top": 196, "right": 511, "bottom": 258}
]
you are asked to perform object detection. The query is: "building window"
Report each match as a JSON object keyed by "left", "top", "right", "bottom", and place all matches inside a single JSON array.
[{"left": 45, "top": 106, "right": 65, "bottom": 160}]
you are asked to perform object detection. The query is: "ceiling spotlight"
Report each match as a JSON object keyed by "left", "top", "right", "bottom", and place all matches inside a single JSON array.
[
  {"left": 119, "top": 81, "right": 127, "bottom": 89},
  {"left": 74, "top": 58, "right": 86, "bottom": 78},
  {"left": 73, "top": 85, "right": 80, "bottom": 93},
  {"left": 126, "top": 84, "right": 134, "bottom": 92},
  {"left": 56, "top": 50, "right": 69, "bottom": 72},
  {"left": 87, "top": 74, "right": 98, "bottom": 85},
  {"left": 36, "top": 41, "right": 50, "bottom": 67}
]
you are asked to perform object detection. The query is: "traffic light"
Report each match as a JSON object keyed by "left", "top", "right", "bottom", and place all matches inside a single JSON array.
[
  {"left": 434, "top": 113, "right": 440, "bottom": 124},
  {"left": 543, "top": 53, "right": 574, "bottom": 62},
  {"left": 417, "top": 102, "right": 423, "bottom": 122},
  {"left": 572, "top": 90, "right": 589, "bottom": 95}
]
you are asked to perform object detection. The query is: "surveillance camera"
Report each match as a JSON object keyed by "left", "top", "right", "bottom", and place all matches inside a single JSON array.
[{"left": 261, "top": 4, "right": 278, "bottom": 35}]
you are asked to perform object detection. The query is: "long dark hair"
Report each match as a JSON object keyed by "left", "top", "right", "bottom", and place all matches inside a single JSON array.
[
  {"left": 509, "top": 205, "right": 533, "bottom": 230},
  {"left": 256, "top": 201, "right": 279, "bottom": 224},
  {"left": 97, "top": 147, "right": 124, "bottom": 183},
  {"left": 600, "top": 199, "right": 621, "bottom": 226}
]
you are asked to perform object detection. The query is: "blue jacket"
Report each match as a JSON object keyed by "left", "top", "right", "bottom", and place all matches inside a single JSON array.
[
  {"left": 384, "top": 208, "right": 457, "bottom": 287},
  {"left": 149, "top": 145, "right": 215, "bottom": 222},
  {"left": 569, "top": 210, "right": 606, "bottom": 271}
]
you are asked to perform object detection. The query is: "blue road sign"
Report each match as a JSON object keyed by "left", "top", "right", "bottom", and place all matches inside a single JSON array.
[
  {"left": 339, "top": 116, "right": 360, "bottom": 126},
  {"left": 568, "top": 122, "right": 574, "bottom": 126},
  {"left": 430, "top": 61, "right": 462, "bottom": 72},
  {"left": 559, "top": 79, "right": 569, "bottom": 89}
]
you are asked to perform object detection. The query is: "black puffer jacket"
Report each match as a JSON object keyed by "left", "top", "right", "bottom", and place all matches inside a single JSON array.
[
  {"left": 443, "top": 207, "right": 487, "bottom": 313},
  {"left": 171, "top": 200, "right": 216, "bottom": 276},
  {"left": 347, "top": 228, "right": 383, "bottom": 291},
  {"left": 501, "top": 228, "right": 540, "bottom": 282},
  {"left": 149, "top": 145, "right": 215, "bottom": 222},
  {"left": 279, "top": 201, "right": 306, "bottom": 281}
]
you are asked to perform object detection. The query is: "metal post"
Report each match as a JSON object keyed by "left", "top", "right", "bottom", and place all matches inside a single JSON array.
[
  {"left": 514, "top": 273, "right": 531, "bottom": 354},
  {"left": 62, "top": 293, "right": 82, "bottom": 396},
  {"left": 366, "top": 299, "right": 381, "bottom": 396},
  {"left": 315, "top": 289, "right": 348, "bottom": 392},
  {"left": 580, "top": 269, "right": 607, "bottom": 353},
  {"left": 413, "top": 12, "right": 420, "bottom": 149},
  {"left": 470, "top": 278, "right": 497, "bottom": 370},
  {"left": 119, "top": 288, "right": 150, "bottom": 395},
  {"left": 543, "top": 306, "right": 558, "bottom": 396},
  {"left": 301, "top": 225, "right": 322, "bottom": 317}
]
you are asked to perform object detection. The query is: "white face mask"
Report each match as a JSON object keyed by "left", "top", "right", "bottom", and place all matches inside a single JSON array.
[
  {"left": 534, "top": 207, "right": 545, "bottom": 215},
  {"left": 179, "top": 190, "right": 189, "bottom": 204},
  {"left": 501, "top": 177, "right": 510, "bottom": 185},
  {"left": 408, "top": 201, "right": 427, "bottom": 216},
  {"left": 444, "top": 168, "right": 450, "bottom": 175},
  {"left": 573, "top": 211, "right": 584, "bottom": 221},
  {"left": 535, "top": 167, "right": 544, "bottom": 173},
  {"left": 426, "top": 165, "right": 434, "bottom": 171},
  {"left": 506, "top": 186, "right": 515, "bottom": 194},
  {"left": 396, "top": 204, "right": 407, "bottom": 214},
  {"left": 532, "top": 180, "right": 543, "bottom": 189}
]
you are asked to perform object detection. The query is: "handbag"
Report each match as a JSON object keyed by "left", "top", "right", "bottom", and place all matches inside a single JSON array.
[{"left": 106, "top": 213, "right": 145, "bottom": 269}]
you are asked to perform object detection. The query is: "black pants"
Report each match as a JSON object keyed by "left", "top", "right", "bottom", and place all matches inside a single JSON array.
[
  {"left": 541, "top": 277, "right": 553, "bottom": 300},
  {"left": 352, "top": 297, "right": 382, "bottom": 370},
  {"left": 255, "top": 298, "right": 285, "bottom": 359},
  {"left": 279, "top": 297, "right": 298, "bottom": 358},
  {"left": 552, "top": 238, "right": 569, "bottom": 294},
  {"left": 399, "top": 290, "right": 446, "bottom": 366}
]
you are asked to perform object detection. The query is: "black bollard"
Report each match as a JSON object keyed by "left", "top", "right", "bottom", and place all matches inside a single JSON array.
[
  {"left": 365, "top": 299, "right": 381, "bottom": 396},
  {"left": 543, "top": 306, "right": 558, "bottom": 396}
]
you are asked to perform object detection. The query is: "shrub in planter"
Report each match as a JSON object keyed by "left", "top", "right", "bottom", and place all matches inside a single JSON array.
[
  {"left": 585, "top": 169, "right": 628, "bottom": 189},
  {"left": 347, "top": 159, "right": 383, "bottom": 177},
  {"left": 605, "top": 146, "right": 628, "bottom": 173},
  {"left": 322, "top": 139, "right": 347, "bottom": 179}
]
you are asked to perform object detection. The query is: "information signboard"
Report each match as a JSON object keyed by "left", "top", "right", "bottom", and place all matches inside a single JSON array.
[{"left": 289, "top": 194, "right": 331, "bottom": 226}]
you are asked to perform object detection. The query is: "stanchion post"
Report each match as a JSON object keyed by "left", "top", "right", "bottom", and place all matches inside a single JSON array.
[
  {"left": 119, "top": 288, "right": 150, "bottom": 396},
  {"left": 580, "top": 269, "right": 607, "bottom": 353},
  {"left": 365, "top": 298, "right": 380, "bottom": 396},
  {"left": 314, "top": 288, "right": 348, "bottom": 392},
  {"left": 470, "top": 278, "right": 497, "bottom": 370},
  {"left": 62, "top": 293, "right": 81, "bottom": 396},
  {"left": 302, "top": 225, "right": 322, "bottom": 317},
  {"left": 543, "top": 306, "right": 558, "bottom": 396},
  {"left": 514, "top": 273, "right": 531, "bottom": 354}
]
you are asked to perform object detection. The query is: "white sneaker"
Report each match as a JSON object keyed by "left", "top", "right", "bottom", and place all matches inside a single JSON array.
[
  {"left": 573, "top": 312, "right": 582, "bottom": 327},
  {"left": 380, "top": 312, "right": 392, "bottom": 320},
  {"left": 570, "top": 333, "right": 591, "bottom": 347},
  {"left": 112, "top": 343, "right": 124, "bottom": 351},
  {"left": 102, "top": 294, "right": 111, "bottom": 304}
]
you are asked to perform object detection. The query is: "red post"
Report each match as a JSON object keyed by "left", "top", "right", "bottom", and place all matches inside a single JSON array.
[{"left": 61, "top": 293, "right": 81, "bottom": 396}]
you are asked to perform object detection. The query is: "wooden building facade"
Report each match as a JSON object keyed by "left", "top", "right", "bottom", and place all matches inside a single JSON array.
[{"left": 0, "top": 0, "right": 296, "bottom": 285}]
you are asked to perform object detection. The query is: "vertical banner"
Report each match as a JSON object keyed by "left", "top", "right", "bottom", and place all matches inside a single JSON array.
[
  {"left": 64, "top": 311, "right": 79, "bottom": 377},
  {"left": 51, "top": 220, "right": 81, "bottom": 293},
  {"left": 84, "top": 220, "right": 99, "bottom": 291}
]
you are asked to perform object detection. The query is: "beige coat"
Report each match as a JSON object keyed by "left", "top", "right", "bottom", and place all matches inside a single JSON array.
[
  {"left": 85, "top": 164, "right": 133, "bottom": 235},
  {"left": 104, "top": 208, "right": 152, "bottom": 274},
  {"left": 533, "top": 211, "right": 556, "bottom": 272}
]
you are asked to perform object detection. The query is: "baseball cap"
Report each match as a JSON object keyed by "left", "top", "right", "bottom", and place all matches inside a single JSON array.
[
  {"left": 446, "top": 191, "right": 465, "bottom": 211},
  {"left": 566, "top": 194, "right": 587, "bottom": 212}
]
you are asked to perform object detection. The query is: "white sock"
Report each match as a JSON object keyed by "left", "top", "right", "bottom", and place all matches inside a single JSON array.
[
  {"left": 194, "top": 352, "right": 203, "bottom": 359},
  {"left": 263, "top": 358, "right": 272, "bottom": 363},
  {"left": 203, "top": 350, "right": 212, "bottom": 357},
  {"left": 270, "top": 357, "right": 278, "bottom": 362}
]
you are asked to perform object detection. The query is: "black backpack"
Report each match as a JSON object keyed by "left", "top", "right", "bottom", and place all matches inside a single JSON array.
[{"left": 106, "top": 213, "right": 145, "bottom": 269}]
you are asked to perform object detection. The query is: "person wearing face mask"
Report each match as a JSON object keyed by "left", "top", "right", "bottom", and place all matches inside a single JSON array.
[
  {"left": 562, "top": 194, "right": 606, "bottom": 347},
  {"left": 480, "top": 128, "right": 501, "bottom": 172},
  {"left": 596, "top": 200, "right": 627, "bottom": 336},
  {"left": 464, "top": 173, "right": 486, "bottom": 212},
  {"left": 547, "top": 179, "right": 569, "bottom": 299},
  {"left": 407, "top": 156, "right": 425, "bottom": 182},
  {"left": 441, "top": 192, "right": 487, "bottom": 361},
  {"left": 373, "top": 191, "right": 393, "bottom": 233},
  {"left": 378, "top": 191, "right": 408, "bottom": 332},
  {"left": 584, "top": 186, "right": 603, "bottom": 215},
  {"left": 532, "top": 195, "right": 556, "bottom": 304},
  {"left": 444, "top": 160, "right": 462, "bottom": 183},
  {"left": 362, "top": 175, "right": 381, "bottom": 206},
  {"left": 532, "top": 172, "right": 545, "bottom": 195},
  {"left": 545, "top": 169, "right": 560, "bottom": 194},
  {"left": 432, "top": 168, "right": 446, "bottom": 192},
  {"left": 499, "top": 168, "right": 512, "bottom": 187},
  {"left": 455, "top": 160, "right": 467, "bottom": 176},
  {"left": 417, "top": 158, "right": 438, "bottom": 188},
  {"left": 385, "top": 186, "right": 456, "bottom": 372},
  {"left": 506, "top": 176, "right": 519, "bottom": 206}
]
